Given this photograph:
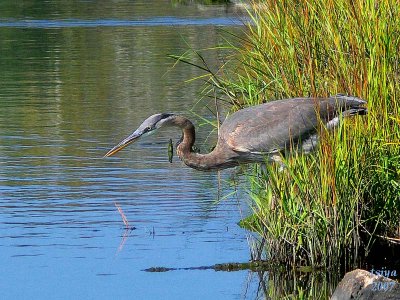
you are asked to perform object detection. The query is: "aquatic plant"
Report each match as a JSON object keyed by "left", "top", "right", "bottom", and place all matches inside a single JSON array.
[
  {"left": 235, "top": 0, "right": 400, "bottom": 268},
  {"left": 182, "top": 0, "right": 400, "bottom": 268}
]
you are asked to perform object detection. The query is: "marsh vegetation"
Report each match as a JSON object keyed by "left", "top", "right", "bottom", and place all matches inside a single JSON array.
[{"left": 182, "top": 0, "right": 400, "bottom": 270}]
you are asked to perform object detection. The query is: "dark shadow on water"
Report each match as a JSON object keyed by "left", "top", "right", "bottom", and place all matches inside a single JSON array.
[
  {"left": 142, "top": 261, "right": 339, "bottom": 299},
  {"left": 362, "top": 239, "right": 400, "bottom": 280},
  {"left": 140, "top": 239, "right": 400, "bottom": 299}
]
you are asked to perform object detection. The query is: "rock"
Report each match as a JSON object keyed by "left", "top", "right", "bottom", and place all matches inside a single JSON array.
[{"left": 331, "top": 269, "right": 400, "bottom": 300}]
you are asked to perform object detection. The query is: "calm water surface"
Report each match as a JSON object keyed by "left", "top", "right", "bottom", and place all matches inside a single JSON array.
[{"left": 0, "top": 1, "right": 263, "bottom": 299}]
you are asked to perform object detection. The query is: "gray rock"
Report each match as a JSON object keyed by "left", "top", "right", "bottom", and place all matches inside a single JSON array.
[{"left": 331, "top": 269, "right": 400, "bottom": 299}]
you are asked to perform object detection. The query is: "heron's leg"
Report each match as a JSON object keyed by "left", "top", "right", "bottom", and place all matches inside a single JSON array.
[
  {"left": 259, "top": 163, "right": 268, "bottom": 174},
  {"left": 270, "top": 154, "right": 286, "bottom": 172}
]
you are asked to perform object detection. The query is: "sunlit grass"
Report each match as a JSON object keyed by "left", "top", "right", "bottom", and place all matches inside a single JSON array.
[
  {"left": 234, "top": 0, "right": 400, "bottom": 268},
  {"left": 182, "top": 0, "right": 400, "bottom": 268}
]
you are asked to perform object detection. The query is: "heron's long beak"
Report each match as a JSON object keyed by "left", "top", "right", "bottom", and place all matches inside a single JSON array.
[{"left": 104, "top": 130, "right": 142, "bottom": 157}]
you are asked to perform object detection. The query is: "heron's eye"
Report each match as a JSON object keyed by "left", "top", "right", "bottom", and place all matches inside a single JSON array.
[{"left": 146, "top": 126, "right": 152, "bottom": 131}]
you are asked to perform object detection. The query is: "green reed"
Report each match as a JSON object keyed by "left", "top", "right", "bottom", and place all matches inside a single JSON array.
[{"left": 194, "top": 0, "right": 400, "bottom": 267}]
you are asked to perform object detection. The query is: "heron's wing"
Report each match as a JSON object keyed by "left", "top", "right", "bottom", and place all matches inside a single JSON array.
[{"left": 219, "top": 97, "right": 351, "bottom": 154}]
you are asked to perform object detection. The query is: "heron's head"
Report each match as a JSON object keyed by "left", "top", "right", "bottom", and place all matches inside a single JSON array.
[{"left": 104, "top": 113, "right": 175, "bottom": 157}]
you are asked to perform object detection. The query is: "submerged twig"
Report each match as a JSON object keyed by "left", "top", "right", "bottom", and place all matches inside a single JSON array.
[
  {"left": 116, "top": 228, "right": 132, "bottom": 255},
  {"left": 114, "top": 201, "right": 131, "bottom": 229},
  {"left": 376, "top": 234, "right": 400, "bottom": 245},
  {"left": 114, "top": 202, "right": 135, "bottom": 255}
]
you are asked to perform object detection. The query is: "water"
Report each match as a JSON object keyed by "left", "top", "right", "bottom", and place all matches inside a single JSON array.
[{"left": 0, "top": 1, "right": 263, "bottom": 299}]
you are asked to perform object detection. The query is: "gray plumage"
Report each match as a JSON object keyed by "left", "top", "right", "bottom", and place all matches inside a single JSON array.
[{"left": 104, "top": 94, "right": 367, "bottom": 171}]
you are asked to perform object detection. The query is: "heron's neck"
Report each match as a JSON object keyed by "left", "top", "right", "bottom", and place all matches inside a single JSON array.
[
  {"left": 173, "top": 116, "right": 238, "bottom": 171},
  {"left": 172, "top": 116, "right": 196, "bottom": 153}
]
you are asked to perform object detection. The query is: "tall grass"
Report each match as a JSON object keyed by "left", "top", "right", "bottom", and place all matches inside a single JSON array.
[{"left": 191, "top": 0, "right": 400, "bottom": 267}]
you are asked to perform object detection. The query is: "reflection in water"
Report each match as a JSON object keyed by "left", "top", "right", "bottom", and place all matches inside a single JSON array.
[
  {"left": 0, "top": 17, "right": 244, "bottom": 28},
  {"left": 245, "top": 270, "right": 336, "bottom": 299},
  {"left": 0, "top": 1, "right": 259, "bottom": 299}
]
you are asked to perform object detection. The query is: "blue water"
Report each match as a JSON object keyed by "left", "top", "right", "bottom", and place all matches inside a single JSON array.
[
  {"left": 0, "top": 1, "right": 263, "bottom": 299},
  {"left": 0, "top": 140, "right": 257, "bottom": 299}
]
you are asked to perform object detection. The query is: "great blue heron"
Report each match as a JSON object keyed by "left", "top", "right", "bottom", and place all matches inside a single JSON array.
[{"left": 104, "top": 94, "right": 367, "bottom": 171}]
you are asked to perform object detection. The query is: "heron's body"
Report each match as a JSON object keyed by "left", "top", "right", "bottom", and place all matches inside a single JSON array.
[{"left": 105, "top": 94, "right": 367, "bottom": 171}]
